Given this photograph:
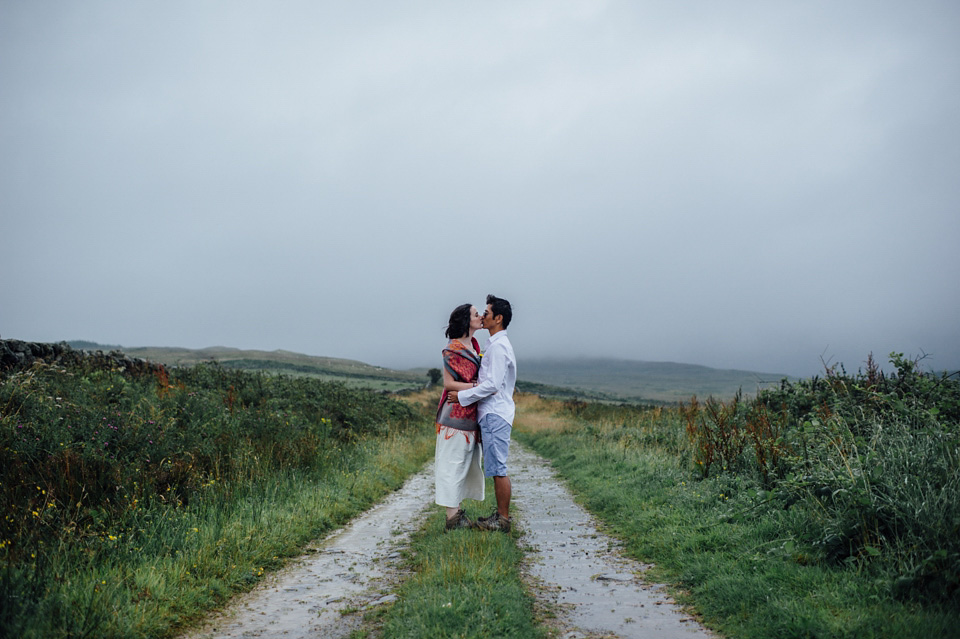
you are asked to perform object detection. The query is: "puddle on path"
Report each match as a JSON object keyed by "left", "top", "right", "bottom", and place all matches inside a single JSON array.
[
  {"left": 511, "top": 444, "right": 714, "bottom": 639},
  {"left": 181, "top": 464, "right": 436, "bottom": 639}
]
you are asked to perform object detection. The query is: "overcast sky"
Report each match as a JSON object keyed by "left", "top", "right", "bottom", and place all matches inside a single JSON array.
[{"left": 2, "top": 1, "right": 958, "bottom": 378}]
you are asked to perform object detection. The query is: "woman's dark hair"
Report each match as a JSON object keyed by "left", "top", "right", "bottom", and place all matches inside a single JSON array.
[
  {"left": 487, "top": 294, "right": 512, "bottom": 329},
  {"left": 445, "top": 303, "right": 472, "bottom": 339}
]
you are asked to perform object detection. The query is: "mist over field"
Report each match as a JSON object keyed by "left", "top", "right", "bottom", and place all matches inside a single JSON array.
[{"left": 2, "top": 1, "right": 958, "bottom": 378}]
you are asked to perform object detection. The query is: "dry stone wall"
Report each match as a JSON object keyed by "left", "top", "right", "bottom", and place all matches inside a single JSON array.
[{"left": 0, "top": 339, "right": 163, "bottom": 376}]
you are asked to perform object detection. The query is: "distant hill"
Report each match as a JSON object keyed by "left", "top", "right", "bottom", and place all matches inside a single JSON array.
[
  {"left": 519, "top": 357, "right": 793, "bottom": 403},
  {"left": 67, "top": 340, "right": 124, "bottom": 351},
  {"left": 68, "top": 342, "right": 791, "bottom": 402},
  {"left": 68, "top": 342, "right": 425, "bottom": 391}
]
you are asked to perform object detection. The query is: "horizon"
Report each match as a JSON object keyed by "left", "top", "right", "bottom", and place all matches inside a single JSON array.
[{"left": 5, "top": 336, "right": 953, "bottom": 380}]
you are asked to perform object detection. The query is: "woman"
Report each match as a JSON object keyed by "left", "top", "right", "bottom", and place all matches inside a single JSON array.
[{"left": 435, "top": 303, "right": 485, "bottom": 530}]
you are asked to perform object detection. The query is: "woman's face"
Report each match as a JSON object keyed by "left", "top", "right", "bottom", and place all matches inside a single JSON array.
[{"left": 469, "top": 306, "right": 483, "bottom": 332}]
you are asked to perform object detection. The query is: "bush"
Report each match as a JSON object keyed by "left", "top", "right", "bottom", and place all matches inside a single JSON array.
[
  {"left": 681, "top": 354, "right": 960, "bottom": 603},
  {"left": 0, "top": 360, "right": 417, "bottom": 564}
]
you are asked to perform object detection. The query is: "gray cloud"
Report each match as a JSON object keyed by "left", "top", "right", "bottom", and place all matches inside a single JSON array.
[{"left": 3, "top": 1, "right": 958, "bottom": 377}]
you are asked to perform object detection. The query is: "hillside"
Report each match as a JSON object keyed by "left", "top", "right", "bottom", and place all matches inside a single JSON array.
[
  {"left": 125, "top": 346, "right": 419, "bottom": 379},
  {"left": 67, "top": 343, "right": 789, "bottom": 402},
  {"left": 519, "top": 357, "right": 792, "bottom": 403},
  {"left": 68, "top": 342, "right": 425, "bottom": 391}
]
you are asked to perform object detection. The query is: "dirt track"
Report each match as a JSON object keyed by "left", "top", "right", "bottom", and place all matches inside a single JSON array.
[{"left": 182, "top": 443, "right": 713, "bottom": 639}]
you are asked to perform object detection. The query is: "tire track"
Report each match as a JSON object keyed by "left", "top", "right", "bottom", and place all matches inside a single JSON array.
[
  {"left": 181, "top": 464, "right": 436, "bottom": 639},
  {"left": 512, "top": 444, "right": 714, "bottom": 639}
]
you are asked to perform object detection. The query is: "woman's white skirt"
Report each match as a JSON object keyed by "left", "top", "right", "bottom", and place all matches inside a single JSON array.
[{"left": 435, "top": 427, "right": 485, "bottom": 507}]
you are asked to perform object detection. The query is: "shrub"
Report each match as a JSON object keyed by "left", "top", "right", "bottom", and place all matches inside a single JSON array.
[
  {"left": 0, "top": 360, "right": 417, "bottom": 564},
  {"left": 680, "top": 354, "right": 960, "bottom": 603}
]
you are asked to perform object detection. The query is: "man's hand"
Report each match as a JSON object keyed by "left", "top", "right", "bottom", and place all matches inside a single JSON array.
[{"left": 447, "top": 390, "right": 459, "bottom": 404}]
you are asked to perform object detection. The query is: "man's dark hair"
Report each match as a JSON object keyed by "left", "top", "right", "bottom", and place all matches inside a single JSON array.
[
  {"left": 486, "top": 294, "right": 512, "bottom": 329},
  {"left": 445, "top": 303, "right": 473, "bottom": 339}
]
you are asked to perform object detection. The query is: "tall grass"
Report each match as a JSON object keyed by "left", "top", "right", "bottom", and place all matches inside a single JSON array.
[
  {"left": 515, "top": 353, "right": 960, "bottom": 638},
  {"left": 681, "top": 353, "right": 960, "bottom": 601},
  {"left": 1, "top": 358, "right": 434, "bottom": 638}
]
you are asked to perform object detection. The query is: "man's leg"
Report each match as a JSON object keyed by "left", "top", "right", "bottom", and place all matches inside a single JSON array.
[
  {"left": 493, "top": 476, "right": 511, "bottom": 519},
  {"left": 479, "top": 414, "right": 512, "bottom": 525}
]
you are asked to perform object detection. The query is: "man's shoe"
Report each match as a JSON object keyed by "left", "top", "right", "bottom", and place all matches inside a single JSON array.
[
  {"left": 445, "top": 509, "right": 475, "bottom": 531},
  {"left": 476, "top": 511, "right": 511, "bottom": 533},
  {"left": 476, "top": 509, "right": 499, "bottom": 526}
]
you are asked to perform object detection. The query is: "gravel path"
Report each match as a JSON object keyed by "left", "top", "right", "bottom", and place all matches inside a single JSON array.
[
  {"left": 181, "top": 466, "right": 436, "bottom": 639},
  {"left": 181, "top": 443, "right": 714, "bottom": 639},
  {"left": 512, "top": 444, "right": 713, "bottom": 639}
]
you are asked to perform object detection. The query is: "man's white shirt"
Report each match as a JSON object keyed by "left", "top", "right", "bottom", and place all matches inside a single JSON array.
[{"left": 456, "top": 330, "right": 516, "bottom": 424}]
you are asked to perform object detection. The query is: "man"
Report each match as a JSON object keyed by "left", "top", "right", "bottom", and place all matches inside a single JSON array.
[{"left": 449, "top": 294, "right": 516, "bottom": 533}]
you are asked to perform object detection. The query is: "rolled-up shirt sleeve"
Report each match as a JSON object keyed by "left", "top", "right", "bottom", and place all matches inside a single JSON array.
[{"left": 457, "top": 344, "right": 503, "bottom": 406}]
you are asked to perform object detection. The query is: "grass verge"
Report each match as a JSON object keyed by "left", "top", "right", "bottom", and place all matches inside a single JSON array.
[
  {"left": 3, "top": 430, "right": 434, "bottom": 639},
  {"left": 1, "top": 359, "right": 436, "bottom": 639},
  {"left": 356, "top": 481, "right": 546, "bottom": 639},
  {"left": 512, "top": 395, "right": 958, "bottom": 639}
]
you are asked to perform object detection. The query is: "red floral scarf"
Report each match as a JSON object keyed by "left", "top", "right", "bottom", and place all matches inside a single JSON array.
[{"left": 435, "top": 338, "right": 481, "bottom": 432}]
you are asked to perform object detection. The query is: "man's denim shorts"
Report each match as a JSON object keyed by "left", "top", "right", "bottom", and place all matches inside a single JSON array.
[{"left": 479, "top": 413, "right": 512, "bottom": 477}]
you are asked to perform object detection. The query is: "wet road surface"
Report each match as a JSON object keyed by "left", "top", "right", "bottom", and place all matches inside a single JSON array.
[
  {"left": 182, "top": 443, "right": 714, "bottom": 638},
  {"left": 181, "top": 466, "right": 436, "bottom": 639},
  {"left": 512, "top": 445, "right": 713, "bottom": 639}
]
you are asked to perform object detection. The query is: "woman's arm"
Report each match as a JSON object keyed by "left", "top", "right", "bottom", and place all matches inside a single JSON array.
[{"left": 443, "top": 367, "right": 475, "bottom": 392}]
